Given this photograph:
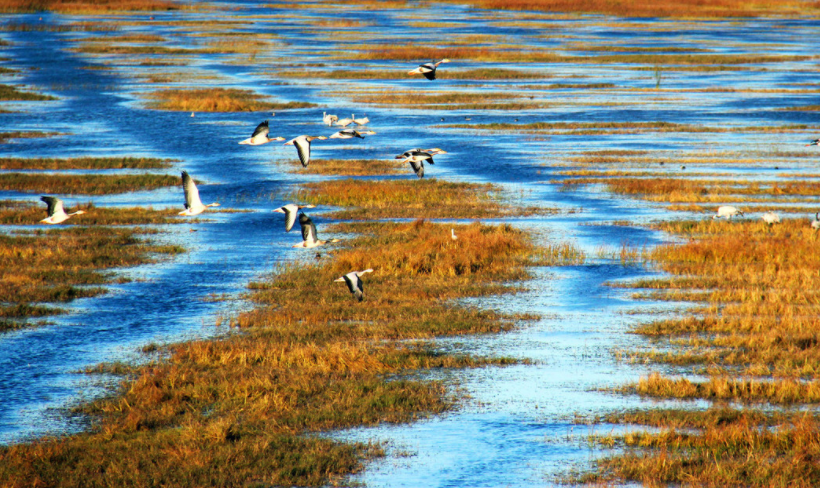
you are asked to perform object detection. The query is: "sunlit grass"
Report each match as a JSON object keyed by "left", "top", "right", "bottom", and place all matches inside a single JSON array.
[
  {"left": 442, "top": 121, "right": 817, "bottom": 134},
  {"left": 0, "top": 200, "right": 186, "bottom": 225},
  {"left": 146, "top": 88, "right": 316, "bottom": 112},
  {"left": 0, "top": 157, "right": 174, "bottom": 170},
  {"left": 274, "top": 67, "right": 546, "bottom": 80},
  {"left": 0, "top": 173, "right": 178, "bottom": 194},
  {"left": 0, "top": 0, "right": 184, "bottom": 13},
  {"left": 295, "top": 159, "right": 404, "bottom": 176}
]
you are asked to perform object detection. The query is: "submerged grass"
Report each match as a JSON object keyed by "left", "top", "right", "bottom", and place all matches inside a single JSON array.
[
  {"left": 0, "top": 216, "right": 549, "bottom": 486},
  {"left": 0, "top": 84, "right": 57, "bottom": 101},
  {"left": 0, "top": 173, "right": 178, "bottom": 194},
  {"left": 0, "top": 226, "right": 183, "bottom": 326},
  {"left": 0, "top": 131, "right": 64, "bottom": 144},
  {"left": 146, "top": 88, "right": 316, "bottom": 112}
]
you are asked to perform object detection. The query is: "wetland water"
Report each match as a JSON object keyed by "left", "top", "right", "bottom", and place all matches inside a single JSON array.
[{"left": 1, "top": 2, "right": 819, "bottom": 485}]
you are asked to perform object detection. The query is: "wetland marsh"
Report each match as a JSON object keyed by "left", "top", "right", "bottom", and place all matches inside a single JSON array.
[{"left": 2, "top": 0, "right": 820, "bottom": 486}]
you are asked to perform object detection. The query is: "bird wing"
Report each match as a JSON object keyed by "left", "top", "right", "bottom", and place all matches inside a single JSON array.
[
  {"left": 284, "top": 207, "right": 298, "bottom": 232},
  {"left": 294, "top": 138, "right": 311, "bottom": 167},
  {"left": 40, "top": 196, "right": 60, "bottom": 216},
  {"left": 300, "top": 215, "right": 317, "bottom": 243},
  {"left": 346, "top": 274, "right": 364, "bottom": 301},
  {"left": 251, "top": 120, "right": 269, "bottom": 138},
  {"left": 181, "top": 171, "right": 203, "bottom": 209},
  {"left": 422, "top": 69, "right": 436, "bottom": 81},
  {"left": 409, "top": 159, "right": 424, "bottom": 178}
]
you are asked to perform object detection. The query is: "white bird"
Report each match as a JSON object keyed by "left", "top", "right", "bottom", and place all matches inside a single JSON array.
[
  {"left": 293, "top": 213, "right": 340, "bottom": 248},
  {"left": 329, "top": 129, "right": 376, "bottom": 139},
  {"left": 335, "top": 114, "right": 355, "bottom": 127},
  {"left": 284, "top": 135, "right": 327, "bottom": 167},
  {"left": 178, "top": 171, "right": 220, "bottom": 216},
  {"left": 407, "top": 59, "right": 450, "bottom": 81},
  {"left": 451, "top": 228, "right": 458, "bottom": 241},
  {"left": 812, "top": 213, "right": 820, "bottom": 230},
  {"left": 352, "top": 114, "right": 369, "bottom": 126},
  {"left": 39, "top": 196, "right": 85, "bottom": 224},
  {"left": 806, "top": 138, "right": 819, "bottom": 147},
  {"left": 713, "top": 205, "right": 743, "bottom": 220},
  {"left": 761, "top": 211, "right": 780, "bottom": 225},
  {"left": 273, "top": 203, "right": 316, "bottom": 232},
  {"left": 239, "top": 120, "right": 285, "bottom": 145},
  {"left": 323, "top": 112, "right": 338, "bottom": 126},
  {"left": 334, "top": 269, "right": 374, "bottom": 302}
]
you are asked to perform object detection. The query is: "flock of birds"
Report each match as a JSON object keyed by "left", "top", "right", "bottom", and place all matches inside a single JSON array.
[
  {"left": 37, "top": 59, "right": 456, "bottom": 301},
  {"left": 34, "top": 57, "right": 820, "bottom": 298}
]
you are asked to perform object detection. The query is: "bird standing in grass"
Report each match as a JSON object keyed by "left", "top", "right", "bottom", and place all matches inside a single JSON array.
[
  {"left": 293, "top": 213, "right": 340, "bottom": 248},
  {"left": 408, "top": 59, "right": 450, "bottom": 80},
  {"left": 713, "top": 205, "right": 743, "bottom": 220},
  {"left": 761, "top": 211, "right": 780, "bottom": 225},
  {"left": 335, "top": 269, "right": 374, "bottom": 302},
  {"left": 238, "top": 120, "right": 285, "bottom": 145},
  {"left": 273, "top": 203, "right": 316, "bottom": 232},
  {"left": 179, "top": 171, "right": 220, "bottom": 216},
  {"left": 39, "top": 196, "right": 85, "bottom": 224},
  {"left": 451, "top": 228, "right": 458, "bottom": 240},
  {"left": 812, "top": 213, "right": 820, "bottom": 230},
  {"left": 284, "top": 135, "right": 327, "bottom": 167}
]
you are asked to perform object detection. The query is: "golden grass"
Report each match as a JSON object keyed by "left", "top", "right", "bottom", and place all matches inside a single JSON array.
[
  {"left": 0, "top": 226, "right": 183, "bottom": 327},
  {"left": 0, "top": 157, "right": 173, "bottom": 170},
  {"left": 0, "top": 217, "right": 542, "bottom": 486},
  {"left": 0, "top": 0, "right": 183, "bottom": 13},
  {"left": 292, "top": 179, "right": 554, "bottom": 220},
  {"left": 436, "top": 0, "right": 820, "bottom": 18},
  {"left": 0, "top": 201, "right": 186, "bottom": 225},
  {"left": 146, "top": 88, "right": 316, "bottom": 112},
  {"left": 0, "top": 173, "right": 178, "bottom": 195},
  {"left": 295, "top": 159, "right": 404, "bottom": 176},
  {"left": 345, "top": 90, "right": 551, "bottom": 110}
]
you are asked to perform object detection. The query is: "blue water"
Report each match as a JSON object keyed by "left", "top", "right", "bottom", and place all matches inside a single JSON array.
[{"left": 1, "top": 3, "right": 819, "bottom": 485}]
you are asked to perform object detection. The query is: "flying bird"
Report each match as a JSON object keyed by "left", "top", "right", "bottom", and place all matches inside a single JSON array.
[
  {"left": 407, "top": 59, "right": 450, "bottom": 80},
  {"left": 334, "top": 269, "right": 374, "bottom": 302},
  {"left": 39, "top": 196, "right": 85, "bottom": 224},
  {"left": 712, "top": 205, "right": 743, "bottom": 220},
  {"left": 284, "top": 135, "right": 327, "bottom": 167},
  {"left": 273, "top": 203, "right": 316, "bottom": 232},
  {"left": 238, "top": 120, "right": 285, "bottom": 145},
  {"left": 395, "top": 148, "right": 447, "bottom": 178},
  {"left": 293, "top": 213, "right": 340, "bottom": 248},
  {"left": 329, "top": 129, "right": 376, "bottom": 139},
  {"left": 179, "top": 171, "right": 220, "bottom": 216},
  {"left": 806, "top": 138, "right": 819, "bottom": 146}
]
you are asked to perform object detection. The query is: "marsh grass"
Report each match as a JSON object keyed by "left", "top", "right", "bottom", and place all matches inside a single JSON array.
[
  {"left": 0, "top": 84, "right": 56, "bottom": 101},
  {"left": 0, "top": 131, "right": 64, "bottom": 143},
  {"left": 0, "top": 157, "right": 174, "bottom": 170},
  {"left": 436, "top": 0, "right": 820, "bottom": 18},
  {"left": 442, "top": 121, "right": 816, "bottom": 134},
  {"left": 292, "top": 179, "right": 554, "bottom": 220},
  {"left": 295, "top": 159, "right": 404, "bottom": 176},
  {"left": 0, "top": 217, "right": 545, "bottom": 486},
  {"left": 274, "top": 67, "right": 546, "bottom": 80},
  {"left": 0, "top": 200, "right": 185, "bottom": 225},
  {"left": 346, "top": 90, "right": 550, "bottom": 110},
  {"left": 0, "top": 226, "right": 183, "bottom": 323},
  {"left": 0, "top": 173, "right": 178, "bottom": 194},
  {"left": 146, "top": 88, "right": 316, "bottom": 112},
  {"left": 0, "top": 0, "right": 183, "bottom": 13}
]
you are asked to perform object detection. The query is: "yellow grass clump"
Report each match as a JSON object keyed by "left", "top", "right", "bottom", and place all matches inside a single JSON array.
[{"left": 146, "top": 88, "right": 316, "bottom": 112}]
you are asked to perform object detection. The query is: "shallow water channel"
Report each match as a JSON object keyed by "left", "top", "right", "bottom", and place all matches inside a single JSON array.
[{"left": 1, "top": 2, "right": 819, "bottom": 485}]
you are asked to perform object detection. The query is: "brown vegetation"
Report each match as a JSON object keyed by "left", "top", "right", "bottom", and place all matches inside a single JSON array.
[
  {"left": 0, "top": 157, "right": 173, "bottom": 170},
  {"left": 0, "top": 0, "right": 182, "bottom": 13},
  {"left": 0, "top": 131, "right": 65, "bottom": 144},
  {"left": 0, "top": 226, "right": 183, "bottom": 329},
  {"left": 437, "top": 0, "right": 820, "bottom": 18},
  {"left": 0, "top": 173, "right": 178, "bottom": 195},
  {"left": 294, "top": 159, "right": 404, "bottom": 176},
  {"left": 274, "top": 67, "right": 546, "bottom": 80},
  {"left": 146, "top": 88, "right": 316, "bottom": 112},
  {"left": 0, "top": 84, "right": 57, "bottom": 101}
]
